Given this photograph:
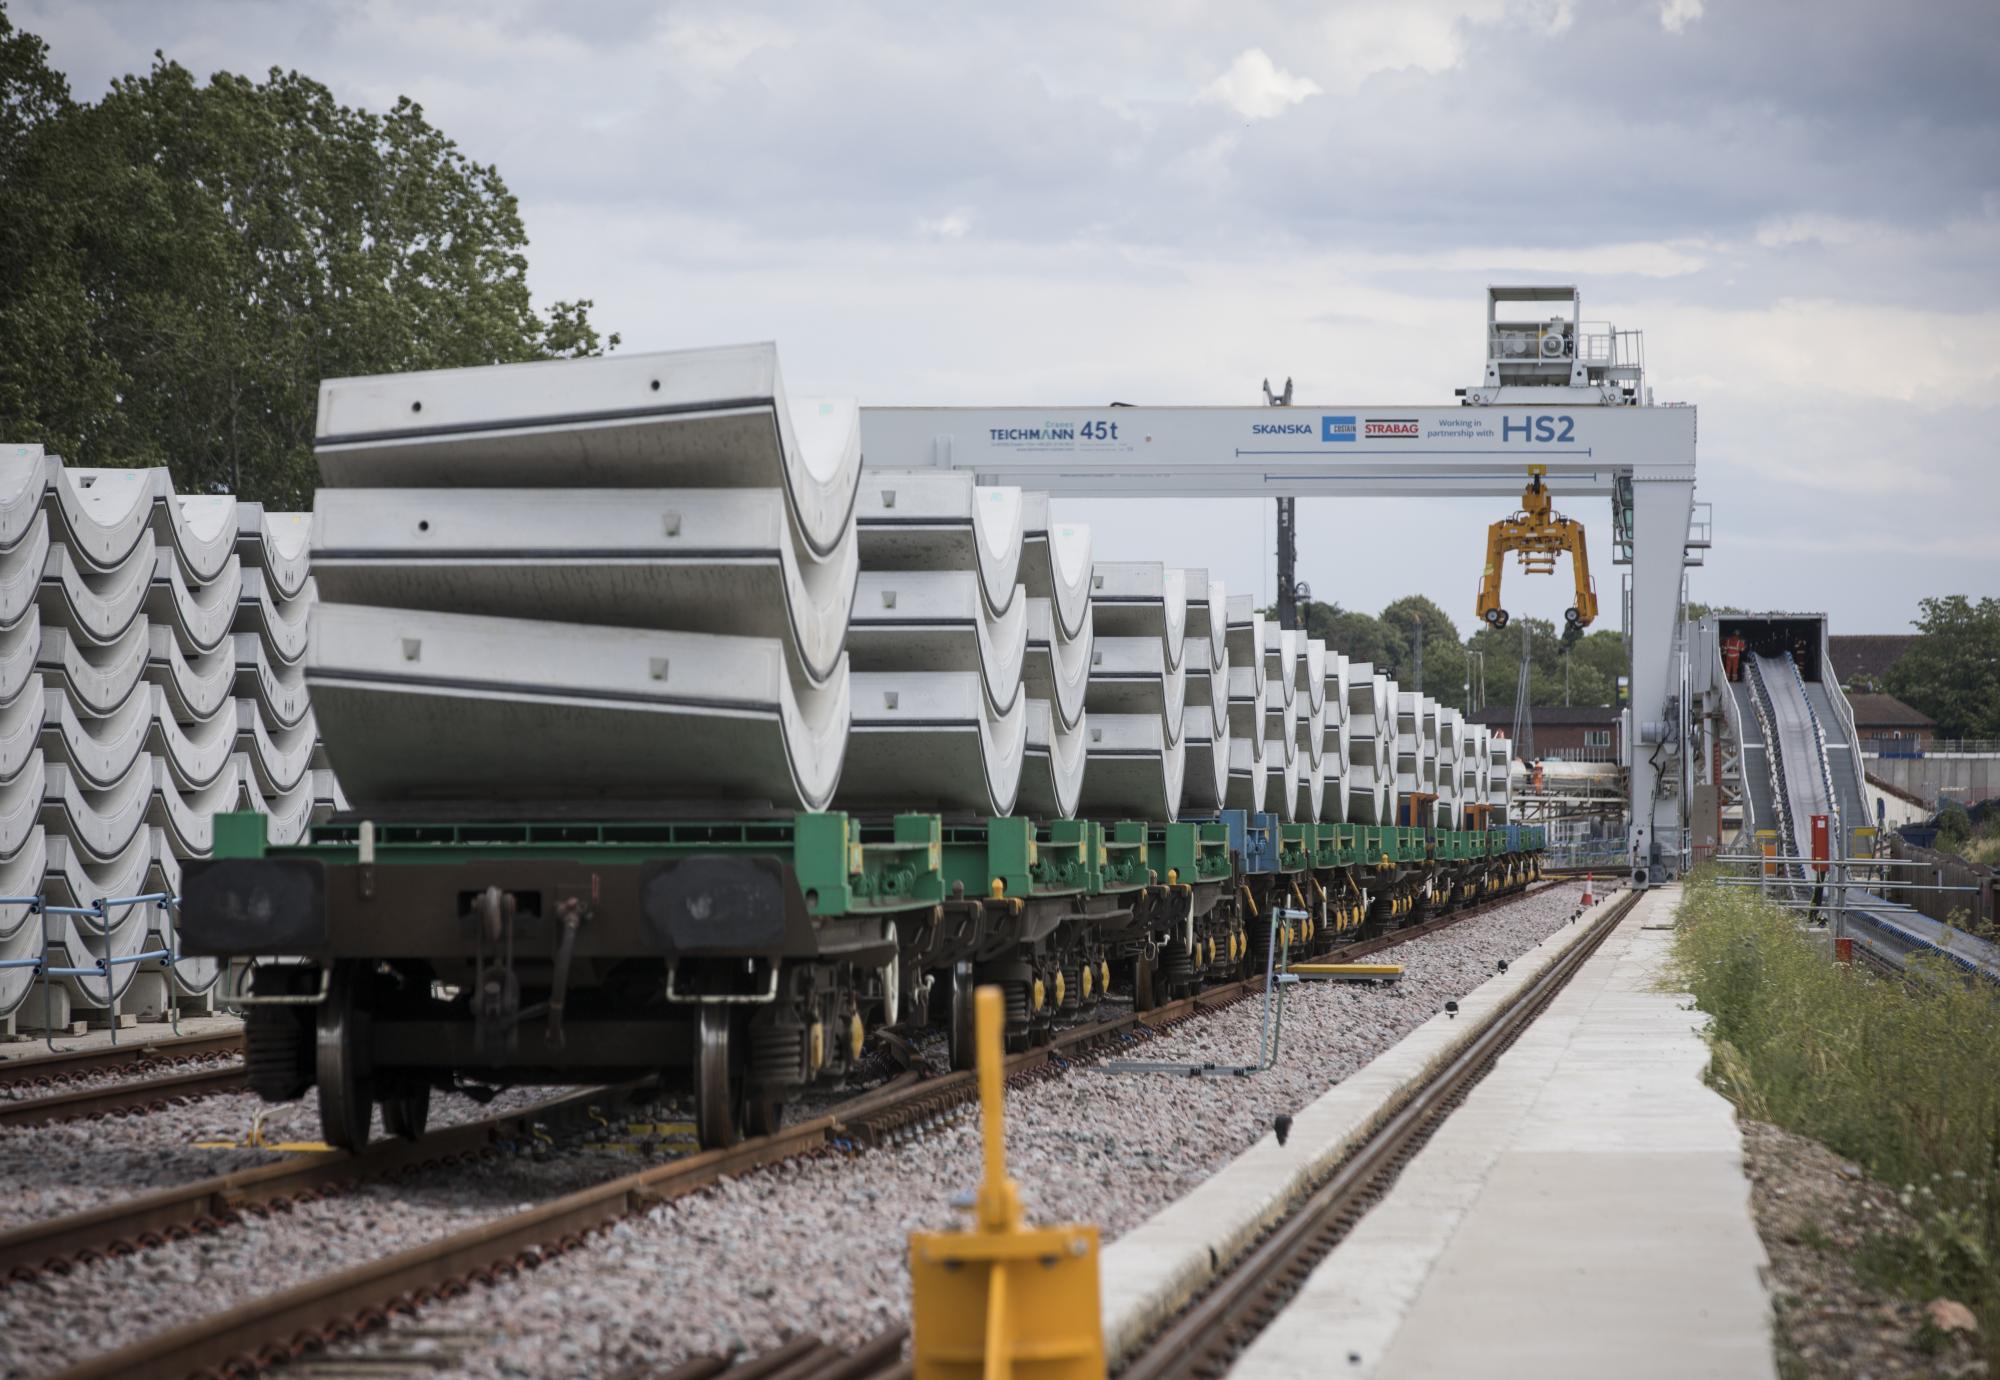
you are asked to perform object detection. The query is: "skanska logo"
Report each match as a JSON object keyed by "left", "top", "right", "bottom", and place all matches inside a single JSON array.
[
  {"left": 1321, "top": 415, "right": 1357, "bottom": 442},
  {"left": 1251, "top": 421, "right": 1314, "bottom": 435}
]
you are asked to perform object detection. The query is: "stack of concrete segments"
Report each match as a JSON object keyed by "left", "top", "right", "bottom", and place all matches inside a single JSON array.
[
  {"left": 1394, "top": 691, "right": 1425, "bottom": 817},
  {"left": 233, "top": 506, "right": 337, "bottom": 847},
  {"left": 0, "top": 445, "right": 51, "bottom": 1017},
  {"left": 1178, "top": 570, "right": 1229, "bottom": 814},
  {"left": 1262, "top": 624, "right": 1300, "bottom": 822},
  {"left": 1016, "top": 495, "right": 1091, "bottom": 819},
  {"left": 1488, "top": 731, "right": 1513, "bottom": 822},
  {"left": 0, "top": 454, "right": 258, "bottom": 1025},
  {"left": 1223, "top": 595, "right": 1268, "bottom": 813},
  {"left": 1469, "top": 724, "right": 1492, "bottom": 815},
  {"left": 1436, "top": 706, "right": 1463, "bottom": 827},
  {"left": 1295, "top": 637, "right": 1327, "bottom": 822},
  {"left": 309, "top": 344, "right": 856, "bottom": 814},
  {"left": 1346, "top": 666, "right": 1397, "bottom": 825},
  {"left": 843, "top": 471, "right": 1026, "bottom": 816},
  {"left": 1077, "top": 562, "right": 1185, "bottom": 821},
  {"left": 1322, "top": 651, "right": 1352, "bottom": 823}
]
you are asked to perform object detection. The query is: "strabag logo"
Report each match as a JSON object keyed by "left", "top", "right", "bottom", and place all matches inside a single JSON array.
[
  {"left": 1320, "top": 415, "right": 1357, "bottom": 442},
  {"left": 1364, "top": 418, "right": 1420, "bottom": 439}
]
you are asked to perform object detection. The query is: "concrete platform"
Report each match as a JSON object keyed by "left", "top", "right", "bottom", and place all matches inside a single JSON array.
[{"left": 1232, "top": 886, "right": 1776, "bottom": 1380}]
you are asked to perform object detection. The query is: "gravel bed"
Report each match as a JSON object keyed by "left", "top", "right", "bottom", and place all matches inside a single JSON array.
[
  {"left": 0, "top": 1082, "right": 563, "bottom": 1233},
  {"left": 1745, "top": 1119, "right": 1989, "bottom": 1378},
  {"left": 289, "top": 883, "right": 1594, "bottom": 1379}
]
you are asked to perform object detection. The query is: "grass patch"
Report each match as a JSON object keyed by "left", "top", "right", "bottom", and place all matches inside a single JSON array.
[{"left": 1674, "top": 870, "right": 2000, "bottom": 1367}]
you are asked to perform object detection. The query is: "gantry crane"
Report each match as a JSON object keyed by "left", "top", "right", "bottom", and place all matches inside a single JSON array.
[{"left": 1476, "top": 464, "right": 1598, "bottom": 647}]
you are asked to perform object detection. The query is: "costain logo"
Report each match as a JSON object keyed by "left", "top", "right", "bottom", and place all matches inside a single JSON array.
[{"left": 1320, "top": 415, "right": 1357, "bottom": 442}]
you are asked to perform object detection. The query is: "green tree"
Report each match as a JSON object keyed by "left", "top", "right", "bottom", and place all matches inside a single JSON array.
[
  {"left": 1887, "top": 596, "right": 2000, "bottom": 741},
  {"left": 1379, "top": 594, "right": 1468, "bottom": 706},
  {"left": 0, "top": 11, "right": 615, "bottom": 508},
  {"left": 1280, "top": 602, "right": 1404, "bottom": 673}
]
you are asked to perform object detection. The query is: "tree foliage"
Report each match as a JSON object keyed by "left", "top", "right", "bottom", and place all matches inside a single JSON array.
[
  {"left": 0, "top": 8, "right": 614, "bottom": 507},
  {"left": 1887, "top": 596, "right": 2000, "bottom": 741}
]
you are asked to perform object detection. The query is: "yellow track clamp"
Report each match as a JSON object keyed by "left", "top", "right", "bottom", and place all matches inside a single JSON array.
[
  {"left": 911, "top": 986, "right": 1104, "bottom": 1379},
  {"left": 193, "top": 1109, "right": 336, "bottom": 1154}
]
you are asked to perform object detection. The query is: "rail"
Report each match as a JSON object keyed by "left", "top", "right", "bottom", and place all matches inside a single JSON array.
[{"left": 1119, "top": 889, "right": 1641, "bottom": 1377}]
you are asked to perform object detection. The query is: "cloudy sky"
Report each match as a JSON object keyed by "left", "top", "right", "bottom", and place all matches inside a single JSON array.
[{"left": 23, "top": 0, "right": 2000, "bottom": 637}]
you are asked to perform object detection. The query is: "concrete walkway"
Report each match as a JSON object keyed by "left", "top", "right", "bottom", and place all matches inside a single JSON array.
[{"left": 1232, "top": 886, "right": 1777, "bottom": 1380}]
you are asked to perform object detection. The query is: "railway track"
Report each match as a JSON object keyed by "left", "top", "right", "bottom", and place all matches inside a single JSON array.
[
  {"left": 1117, "top": 886, "right": 1639, "bottom": 1379},
  {"left": 0, "top": 1062, "right": 248, "bottom": 1128},
  {"left": 0, "top": 1028, "right": 244, "bottom": 1091},
  {"left": 38, "top": 880, "right": 1562, "bottom": 1380}
]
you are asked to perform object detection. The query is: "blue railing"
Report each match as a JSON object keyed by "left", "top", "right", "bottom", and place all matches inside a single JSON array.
[{"left": 0, "top": 892, "right": 185, "bottom": 1051}]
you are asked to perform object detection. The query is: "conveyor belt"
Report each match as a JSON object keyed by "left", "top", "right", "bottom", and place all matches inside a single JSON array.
[{"left": 1731, "top": 649, "right": 2000, "bottom": 983}]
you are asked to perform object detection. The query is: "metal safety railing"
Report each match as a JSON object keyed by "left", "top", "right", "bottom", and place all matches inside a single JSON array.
[{"left": 0, "top": 891, "right": 187, "bottom": 1051}]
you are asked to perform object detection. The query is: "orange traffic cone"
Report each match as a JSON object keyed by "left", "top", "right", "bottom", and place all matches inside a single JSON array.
[{"left": 1581, "top": 873, "right": 1595, "bottom": 906}]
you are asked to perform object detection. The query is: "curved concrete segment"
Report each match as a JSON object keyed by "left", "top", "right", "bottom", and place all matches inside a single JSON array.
[
  {"left": 1181, "top": 705, "right": 1229, "bottom": 813},
  {"left": 165, "top": 494, "right": 241, "bottom": 584},
  {"left": 1017, "top": 699, "right": 1085, "bottom": 821},
  {"left": 40, "top": 755, "right": 154, "bottom": 866},
  {"left": 39, "top": 534, "right": 155, "bottom": 646},
  {"left": 231, "top": 632, "right": 308, "bottom": 728},
  {"left": 1183, "top": 570, "right": 1229, "bottom": 678},
  {"left": 1227, "top": 663, "right": 1267, "bottom": 757},
  {"left": 856, "top": 472, "right": 1024, "bottom": 621},
  {"left": 0, "top": 446, "right": 49, "bottom": 551},
  {"left": 148, "top": 547, "right": 242, "bottom": 655},
  {"left": 307, "top": 602, "right": 848, "bottom": 813},
  {"left": 237, "top": 506, "right": 313, "bottom": 601},
  {"left": 0, "top": 520, "right": 48, "bottom": 628},
  {"left": 0, "top": 606, "right": 38, "bottom": 703},
  {"left": 37, "top": 682, "right": 151, "bottom": 790},
  {"left": 838, "top": 671, "right": 1025, "bottom": 817},
  {"left": 1087, "top": 635, "right": 1188, "bottom": 728},
  {"left": 312, "top": 487, "right": 856, "bottom": 687},
  {"left": 1091, "top": 563, "right": 1187, "bottom": 667},
  {"left": 1299, "top": 638, "right": 1326, "bottom": 717},
  {"left": 42, "top": 466, "right": 161, "bottom": 574},
  {"left": 1024, "top": 598, "right": 1090, "bottom": 733},
  {"left": 314, "top": 347, "right": 862, "bottom": 563},
  {"left": 1078, "top": 712, "right": 1185, "bottom": 822},
  {"left": 847, "top": 571, "right": 1026, "bottom": 714},
  {"left": 148, "top": 689, "right": 238, "bottom": 790},
  {"left": 39, "top": 623, "right": 149, "bottom": 718},
  {"left": 1263, "top": 626, "right": 1299, "bottom": 710},
  {"left": 157, "top": 630, "right": 237, "bottom": 722},
  {"left": 1227, "top": 731, "right": 1270, "bottom": 814},
  {"left": 233, "top": 569, "right": 313, "bottom": 665},
  {"left": 1020, "top": 494, "right": 1091, "bottom": 642}
]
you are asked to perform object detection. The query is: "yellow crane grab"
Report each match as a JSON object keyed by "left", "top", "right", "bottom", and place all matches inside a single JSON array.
[{"left": 1476, "top": 465, "right": 1598, "bottom": 646}]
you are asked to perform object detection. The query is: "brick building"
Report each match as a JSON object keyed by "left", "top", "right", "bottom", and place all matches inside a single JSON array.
[{"left": 1467, "top": 705, "right": 1622, "bottom": 762}]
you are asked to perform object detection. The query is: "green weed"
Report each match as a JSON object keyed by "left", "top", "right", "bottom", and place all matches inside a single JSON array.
[{"left": 1674, "top": 871, "right": 2000, "bottom": 1369}]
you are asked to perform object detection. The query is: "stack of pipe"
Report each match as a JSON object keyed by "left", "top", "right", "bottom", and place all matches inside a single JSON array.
[
  {"left": 1077, "top": 562, "right": 1185, "bottom": 821},
  {"left": 308, "top": 345, "right": 856, "bottom": 815},
  {"left": 1262, "top": 625, "right": 1299, "bottom": 822},
  {"left": 842, "top": 472, "right": 1027, "bottom": 816},
  {"left": 1178, "top": 569, "right": 1229, "bottom": 814},
  {"left": 1015, "top": 495, "right": 1091, "bottom": 820},
  {"left": 1223, "top": 595, "right": 1267, "bottom": 813},
  {"left": 1322, "top": 651, "right": 1352, "bottom": 824},
  {"left": 0, "top": 449, "right": 307, "bottom": 1027},
  {"left": 1295, "top": 637, "right": 1327, "bottom": 822}
]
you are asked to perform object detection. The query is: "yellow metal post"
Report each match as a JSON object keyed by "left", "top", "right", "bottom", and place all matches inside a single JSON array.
[{"left": 910, "top": 986, "right": 1105, "bottom": 1380}]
